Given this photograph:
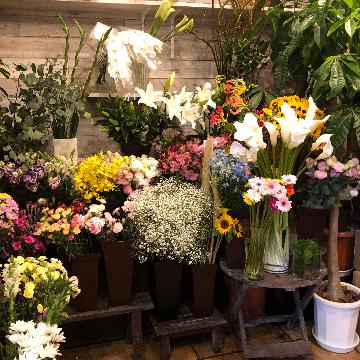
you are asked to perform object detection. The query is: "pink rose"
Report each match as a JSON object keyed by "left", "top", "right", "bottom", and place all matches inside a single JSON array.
[
  {"left": 317, "top": 161, "right": 327, "bottom": 171},
  {"left": 332, "top": 161, "right": 344, "bottom": 173},
  {"left": 346, "top": 167, "right": 358, "bottom": 178},
  {"left": 24, "top": 236, "right": 35, "bottom": 244},
  {"left": 12, "top": 241, "right": 21, "bottom": 251},
  {"left": 112, "top": 222, "right": 123, "bottom": 234},
  {"left": 314, "top": 170, "right": 327, "bottom": 179}
]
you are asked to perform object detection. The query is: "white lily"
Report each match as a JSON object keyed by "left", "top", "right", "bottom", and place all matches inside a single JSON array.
[
  {"left": 163, "top": 94, "right": 183, "bottom": 120},
  {"left": 311, "top": 134, "right": 334, "bottom": 160},
  {"left": 179, "top": 101, "right": 201, "bottom": 129},
  {"left": 135, "top": 83, "right": 163, "bottom": 109},
  {"left": 195, "top": 82, "right": 216, "bottom": 109},
  {"left": 264, "top": 122, "right": 279, "bottom": 147},
  {"left": 275, "top": 103, "right": 299, "bottom": 145},
  {"left": 300, "top": 97, "right": 331, "bottom": 133},
  {"left": 230, "top": 141, "right": 258, "bottom": 162},
  {"left": 234, "top": 113, "right": 266, "bottom": 149}
]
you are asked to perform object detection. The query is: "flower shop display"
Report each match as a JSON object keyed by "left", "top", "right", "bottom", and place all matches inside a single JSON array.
[
  {"left": 241, "top": 176, "right": 296, "bottom": 280},
  {"left": 230, "top": 96, "right": 333, "bottom": 273},
  {"left": 0, "top": 256, "right": 80, "bottom": 359},
  {"left": 90, "top": 0, "right": 192, "bottom": 91},
  {"left": 83, "top": 202, "right": 131, "bottom": 306},
  {"left": 95, "top": 94, "right": 171, "bottom": 154},
  {"left": 0, "top": 151, "right": 76, "bottom": 205},
  {"left": 291, "top": 239, "right": 323, "bottom": 280},
  {"left": 74, "top": 152, "right": 160, "bottom": 203},
  {"left": 123, "top": 178, "right": 213, "bottom": 319}
]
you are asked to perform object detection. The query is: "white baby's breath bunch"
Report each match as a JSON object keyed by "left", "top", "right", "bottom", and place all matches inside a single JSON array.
[
  {"left": 125, "top": 178, "right": 213, "bottom": 264},
  {"left": 7, "top": 320, "right": 65, "bottom": 360}
]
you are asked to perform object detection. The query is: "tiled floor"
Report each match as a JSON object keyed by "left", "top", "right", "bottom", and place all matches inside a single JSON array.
[{"left": 62, "top": 323, "right": 360, "bottom": 360}]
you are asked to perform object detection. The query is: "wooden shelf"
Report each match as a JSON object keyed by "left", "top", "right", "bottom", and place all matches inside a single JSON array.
[{"left": 1, "top": 0, "right": 228, "bottom": 15}]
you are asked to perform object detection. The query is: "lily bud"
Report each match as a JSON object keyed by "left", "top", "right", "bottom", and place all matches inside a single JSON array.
[{"left": 163, "top": 71, "right": 176, "bottom": 92}]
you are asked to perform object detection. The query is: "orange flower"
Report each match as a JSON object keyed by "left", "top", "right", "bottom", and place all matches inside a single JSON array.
[{"left": 285, "top": 184, "right": 295, "bottom": 196}]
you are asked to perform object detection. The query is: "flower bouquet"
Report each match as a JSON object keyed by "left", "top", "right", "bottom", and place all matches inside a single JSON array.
[
  {"left": 0, "top": 256, "right": 80, "bottom": 360},
  {"left": 242, "top": 176, "right": 296, "bottom": 280},
  {"left": 0, "top": 152, "right": 76, "bottom": 205},
  {"left": 230, "top": 96, "right": 333, "bottom": 273}
]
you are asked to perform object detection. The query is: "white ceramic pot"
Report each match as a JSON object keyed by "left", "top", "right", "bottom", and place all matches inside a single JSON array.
[
  {"left": 52, "top": 138, "right": 78, "bottom": 158},
  {"left": 313, "top": 282, "right": 360, "bottom": 353}
]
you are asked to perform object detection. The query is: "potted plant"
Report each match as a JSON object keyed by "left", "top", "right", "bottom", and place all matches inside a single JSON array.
[
  {"left": 82, "top": 202, "right": 131, "bottom": 306},
  {"left": 95, "top": 95, "right": 170, "bottom": 156},
  {"left": 209, "top": 149, "right": 251, "bottom": 269},
  {"left": 307, "top": 156, "right": 360, "bottom": 352},
  {"left": 291, "top": 239, "right": 323, "bottom": 280},
  {"left": 123, "top": 178, "right": 213, "bottom": 320},
  {"left": 0, "top": 256, "right": 80, "bottom": 359},
  {"left": 42, "top": 17, "right": 110, "bottom": 158}
]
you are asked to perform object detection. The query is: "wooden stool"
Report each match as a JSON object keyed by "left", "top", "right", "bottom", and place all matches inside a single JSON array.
[
  {"left": 63, "top": 292, "right": 154, "bottom": 360},
  {"left": 150, "top": 306, "right": 227, "bottom": 360},
  {"left": 220, "top": 259, "right": 327, "bottom": 360}
]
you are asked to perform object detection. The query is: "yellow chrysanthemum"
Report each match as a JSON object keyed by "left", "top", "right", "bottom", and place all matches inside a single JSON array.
[{"left": 214, "top": 213, "right": 233, "bottom": 235}]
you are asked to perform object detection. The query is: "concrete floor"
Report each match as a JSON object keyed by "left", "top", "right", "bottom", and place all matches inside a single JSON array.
[{"left": 62, "top": 323, "right": 360, "bottom": 360}]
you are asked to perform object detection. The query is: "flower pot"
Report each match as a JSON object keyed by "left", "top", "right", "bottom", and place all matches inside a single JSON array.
[
  {"left": 191, "top": 264, "right": 217, "bottom": 317},
  {"left": 322, "top": 230, "right": 355, "bottom": 272},
  {"left": 71, "top": 252, "right": 100, "bottom": 311},
  {"left": 154, "top": 261, "right": 183, "bottom": 321},
  {"left": 102, "top": 241, "right": 133, "bottom": 306},
  {"left": 313, "top": 282, "right": 360, "bottom": 353},
  {"left": 296, "top": 207, "right": 329, "bottom": 241},
  {"left": 51, "top": 138, "right": 78, "bottom": 158},
  {"left": 225, "top": 239, "right": 246, "bottom": 269},
  {"left": 120, "top": 142, "right": 151, "bottom": 156}
]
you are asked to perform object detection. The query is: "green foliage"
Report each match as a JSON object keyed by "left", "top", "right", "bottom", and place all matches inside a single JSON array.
[
  {"left": 95, "top": 96, "right": 171, "bottom": 146},
  {"left": 292, "top": 238, "right": 322, "bottom": 279},
  {"left": 270, "top": 0, "right": 360, "bottom": 149}
]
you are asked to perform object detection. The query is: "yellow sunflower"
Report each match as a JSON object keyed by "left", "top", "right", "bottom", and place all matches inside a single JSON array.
[
  {"left": 232, "top": 219, "right": 243, "bottom": 238},
  {"left": 214, "top": 213, "right": 233, "bottom": 235}
]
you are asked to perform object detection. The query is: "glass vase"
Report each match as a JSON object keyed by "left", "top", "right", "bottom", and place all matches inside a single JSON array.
[
  {"left": 132, "top": 62, "right": 150, "bottom": 90},
  {"left": 244, "top": 230, "right": 266, "bottom": 281},
  {"left": 263, "top": 212, "right": 290, "bottom": 273}
]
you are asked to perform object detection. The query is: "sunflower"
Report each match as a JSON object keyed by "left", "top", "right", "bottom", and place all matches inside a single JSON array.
[
  {"left": 214, "top": 213, "right": 233, "bottom": 235},
  {"left": 232, "top": 219, "right": 243, "bottom": 238}
]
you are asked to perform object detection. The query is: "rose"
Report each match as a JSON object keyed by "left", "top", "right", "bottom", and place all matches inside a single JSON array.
[{"left": 314, "top": 170, "right": 327, "bottom": 179}]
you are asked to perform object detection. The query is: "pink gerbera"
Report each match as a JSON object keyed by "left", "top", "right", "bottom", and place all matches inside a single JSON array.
[{"left": 275, "top": 197, "right": 292, "bottom": 212}]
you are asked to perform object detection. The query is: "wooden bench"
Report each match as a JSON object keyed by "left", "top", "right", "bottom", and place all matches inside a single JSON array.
[
  {"left": 150, "top": 306, "right": 227, "bottom": 360},
  {"left": 63, "top": 292, "right": 154, "bottom": 360}
]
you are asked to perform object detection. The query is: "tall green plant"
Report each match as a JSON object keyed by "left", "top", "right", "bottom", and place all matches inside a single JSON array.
[{"left": 271, "top": 0, "right": 360, "bottom": 149}]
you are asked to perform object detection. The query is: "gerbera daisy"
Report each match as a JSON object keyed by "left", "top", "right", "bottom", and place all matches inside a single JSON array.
[
  {"left": 281, "top": 174, "right": 297, "bottom": 185},
  {"left": 214, "top": 213, "right": 233, "bottom": 235},
  {"left": 275, "top": 197, "right": 292, "bottom": 212},
  {"left": 243, "top": 193, "right": 254, "bottom": 206}
]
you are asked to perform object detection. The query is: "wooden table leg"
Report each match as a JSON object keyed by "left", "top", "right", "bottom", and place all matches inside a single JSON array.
[
  {"left": 236, "top": 283, "right": 248, "bottom": 358},
  {"left": 287, "top": 285, "right": 318, "bottom": 330},
  {"left": 160, "top": 335, "right": 170, "bottom": 360},
  {"left": 211, "top": 327, "right": 224, "bottom": 354},
  {"left": 132, "top": 311, "right": 143, "bottom": 360}
]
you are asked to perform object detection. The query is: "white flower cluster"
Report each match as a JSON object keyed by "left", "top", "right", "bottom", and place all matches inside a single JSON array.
[
  {"left": 135, "top": 82, "right": 216, "bottom": 129},
  {"left": 7, "top": 321, "right": 65, "bottom": 360},
  {"left": 91, "top": 23, "right": 163, "bottom": 90},
  {"left": 129, "top": 155, "right": 160, "bottom": 186},
  {"left": 125, "top": 179, "right": 213, "bottom": 264}
]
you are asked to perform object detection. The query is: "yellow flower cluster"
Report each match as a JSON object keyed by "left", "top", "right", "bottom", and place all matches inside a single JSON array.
[
  {"left": 3, "top": 256, "right": 80, "bottom": 311},
  {"left": 214, "top": 208, "right": 243, "bottom": 238},
  {"left": 259, "top": 96, "right": 326, "bottom": 136},
  {"left": 74, "top": 152, "right": 129, "bottom": 200},
  {"left": 0, "top": 193, "right": 12, "bottom": 199}
]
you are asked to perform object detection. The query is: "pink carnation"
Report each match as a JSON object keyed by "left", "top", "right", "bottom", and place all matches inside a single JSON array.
[
  {"left": 314, "top": 170, "right": 327, "bottom": 179},
  {"left": 88, "top": 217, "right": 105, "bottom": 235},
  {"left": 112, "top": 222, "right": 123, "bottom": 234}
]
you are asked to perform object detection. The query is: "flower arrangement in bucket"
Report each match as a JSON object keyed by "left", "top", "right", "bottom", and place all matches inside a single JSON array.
[
  {"left": 230, "top": 96, "right": 334, "bottom": 273},
  {"left": 123, "top": 178, "right": 213, "bottom": 319},
  {"left": 0, "top": 256, "right": 80, "bottom": 360}
]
